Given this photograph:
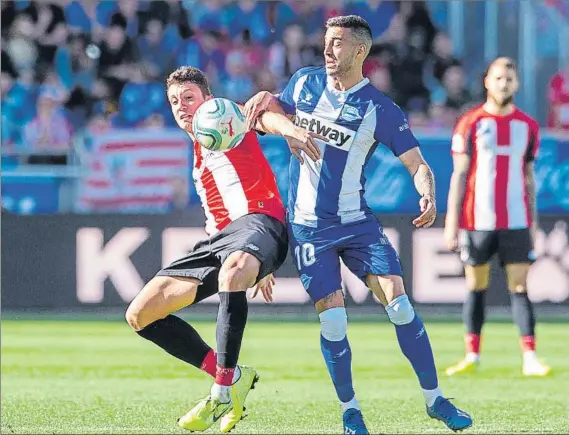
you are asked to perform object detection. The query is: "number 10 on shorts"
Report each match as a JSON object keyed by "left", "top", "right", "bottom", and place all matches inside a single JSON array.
[{"left": 294, "top": 243, "right": 316, "bottom": 270}]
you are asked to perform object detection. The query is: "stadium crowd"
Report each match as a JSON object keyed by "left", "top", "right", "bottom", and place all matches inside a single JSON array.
[{"left": 2, "top": 0, "right": 569, "bottom": 156}]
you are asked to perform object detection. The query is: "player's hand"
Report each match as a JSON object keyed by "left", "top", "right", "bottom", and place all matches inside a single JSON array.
[
  {"left": 444, "top": 223, "right": 459, "bottom": 251},
  {"left": 243, "top": 91, "right": 274, "bottom": 131},
  {"left": 285, "top": 127, "right": 325, "bottom": 164},
  {"left": 250, "top": 273, "right": 275, "bottom": 303},
  {"left": 412, "top": 195, "right": 436, "bottom": 228}
]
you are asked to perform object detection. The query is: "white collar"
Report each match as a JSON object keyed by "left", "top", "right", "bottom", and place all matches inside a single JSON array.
[{"left": 326, "top": 76, "right": 370, "bottom": 96}]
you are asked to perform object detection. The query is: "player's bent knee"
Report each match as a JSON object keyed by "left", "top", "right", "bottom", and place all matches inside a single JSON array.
[
  {"left": 385, "top": 294, "right": 416, "bottom": 326},
  {"left": 125, "top": 276, "right": 198, "bottom": 331},
  {"left": 219, "top": 251, "right": 261, "bottom": 291},
  {"left": 505, "top": 263, "right": 530, "bottom": 293},
  {"left": 319, "top": 307, "right": 348, "bottom": 341},
  {"left": 314, "top": 289, "right": 345, "bottom": 313},
  {"left": 367, "top": 274, "right": 406, "bottom": 305}
]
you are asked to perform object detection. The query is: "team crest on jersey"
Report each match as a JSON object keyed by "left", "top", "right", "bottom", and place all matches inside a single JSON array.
[{"left": 339, "top": 105, "right": 362, "bottom": 122}]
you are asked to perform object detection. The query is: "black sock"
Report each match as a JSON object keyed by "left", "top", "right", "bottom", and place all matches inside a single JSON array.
[
  {"left": 216, "top": 291, "right": 248, "bottom": 370},
  {"left": 463, "top": 291, "right": 486, "bottom": 335},
  {"left": 137, "top": 314, "right": 212, "bottom": 368},
  {"left": 510, "top": 292, "right": 536, "bottom": 336}
]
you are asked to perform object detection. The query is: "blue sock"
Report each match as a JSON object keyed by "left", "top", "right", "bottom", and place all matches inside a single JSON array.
[
  {"left": 387, "top": 295, "right": 439, "bottom": 391},
  {"left": 320, "top": 335, "right": 355, "bottom": 403}
]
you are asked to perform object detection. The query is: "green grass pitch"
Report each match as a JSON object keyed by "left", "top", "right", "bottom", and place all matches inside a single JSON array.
[{"left": 2, "top": 319, "right": 568, "bottom": 434}]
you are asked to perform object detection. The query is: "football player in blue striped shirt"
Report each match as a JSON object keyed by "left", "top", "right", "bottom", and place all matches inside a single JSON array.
[{"left": 244, "top": 15, "right": 472, "bottom": 435}]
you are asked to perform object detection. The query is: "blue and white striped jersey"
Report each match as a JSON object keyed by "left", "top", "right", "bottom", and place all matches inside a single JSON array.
[{"left": 278, "top": 66, "right": 419, "bottom": 227}]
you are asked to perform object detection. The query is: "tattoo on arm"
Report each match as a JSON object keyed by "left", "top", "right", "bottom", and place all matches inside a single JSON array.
[
  {"left": 526, "top": 164, "right": 537, "bottom": 225},
  {"left": 413, "top": 163, "right": 436, "bottom": 199}
]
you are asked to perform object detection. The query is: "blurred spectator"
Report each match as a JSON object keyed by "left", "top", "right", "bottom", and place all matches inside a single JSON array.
[
  {"left": 2, "top": 69, "right": 38, "bottom": 148},
  {"left": 97, "top": 23, "right": 136, "bottom": 100},
  {"left": 368, "top": 66, "right": 400, "bottom": 103},
  {"left": 383, "top": 15, "right": 431, "bottom": 111},
  {"left": 118, "top": 63, "right": 156, "bottom": 126},
  {"left": 321, "top": 0, "right": 346, "bottom": 21},
  {"left": 1, "top": 0, "right": 486, "bottom": 168},
  {"left": 225, "top": 0, "right": 271, "bottom": 44},
  {"left": 137, "top": 19, "right": 178, "bottom": 77},
  {"left": 347, "top": 0, "right": 397, "bottom": 41},
  {"left": 234, "top": 30, "right": 265, "bottom": 74},
  {"left": 55, "top": 33, "right": 97, "bottom": 93},
  {"left": 437, "top": 65, "right": 473, "bottom": 113},
  {"left": 5, "top": 14, "right": 39, "bottom": 75},
  {"left": 400, "top": 1, "right": 437, "bottom": 55},
  {"left": 223, "top": 50, "right": 255, "bottom": 103},
  {"left": 430, "top": 32, "right": 462, "bottom": 83},
  {"left": 547, "top": 62, "right": 569, "bottom": 131},
  {"left": 1, "top": 1, "right": 17, "bottom": 38},
  {"left": 255, "top": 69, "right": 279, "bottom": 94},
  {"left": 285, "top": 0, "right": 327, "bottom": 46},
  {"left": 1, "top": 43, "right": 18, "bottom": 79},
  {"left": 64, "top": 0, "right": 114, "bottom": 39},
  {"left": 187, "top": 0, "right": 229, "bottom": 34},
  {"left": 427, "top": 102, "right": 453, "bottom": 129},
  {"left": 265, "top": 0, "right": 297, "bottom": 43},
  {"left": 269, "top": 24, "right": 319, "bottom": 86},
  {"left": 22, "top": 87, "right": 72, "bottom": 155},
  {"left": 22, "top": 1, "right": 68, "bottom": 71},
  {"left": 177, "top": 31, "right": 226, "bottom": 93},
  {"left": 109, "top": 0, "right": 141, "bottom": 38}
]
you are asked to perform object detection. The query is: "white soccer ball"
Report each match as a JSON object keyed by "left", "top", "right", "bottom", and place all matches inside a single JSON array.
[{"left": 192, "top": 98, "right": 246, "bottom": 152}]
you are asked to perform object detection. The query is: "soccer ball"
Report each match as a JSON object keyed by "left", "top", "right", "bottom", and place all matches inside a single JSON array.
[{"left": 192, "top": 98, "right": 246, "bottom": 152}]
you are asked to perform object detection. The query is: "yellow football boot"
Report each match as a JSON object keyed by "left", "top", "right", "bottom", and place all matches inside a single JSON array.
[
  {"left": 220, "top": 366, "right": 260, "bottom": 433},
  {"left": 445, "top": 358, "right": 479, "bottom": 376},
  {"left": 178, "top": 396, "right": 232, "bottom": 432}
]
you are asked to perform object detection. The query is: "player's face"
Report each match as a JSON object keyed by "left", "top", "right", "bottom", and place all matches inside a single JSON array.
[
  {"left": 323, "top": 27, "right": 362, "bottom": 77},
  {"left": 485, "top": 64, "right": 519, "bottom": 107},
  {"left": 167, "top": 83, "right": 212, "bottom": 133}
]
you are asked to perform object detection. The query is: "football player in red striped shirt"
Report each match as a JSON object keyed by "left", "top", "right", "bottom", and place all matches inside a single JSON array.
[
  {"left": 125, "top": 66, "right": 322, "bottom": 433},
  {"left": 444, "top": 58, "right": 551, "bottom": 377}
]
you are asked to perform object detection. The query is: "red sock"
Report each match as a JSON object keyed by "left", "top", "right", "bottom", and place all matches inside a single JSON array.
[
  {"left": 215, "top": 365, "right": 235, "bottom": 386},
  {"left": 200, "top": 349, "right": 217, "bottom": 377},
  {"left": 521, "top": 335, "right": 536, "bottom": 352},
  {"left": 465, "top": 333, "right": 481, "bottom": 354}
]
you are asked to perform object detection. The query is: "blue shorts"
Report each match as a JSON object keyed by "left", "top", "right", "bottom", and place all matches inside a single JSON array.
[{"left": 288, "top": 217, "right": 403, "bottom": 303}]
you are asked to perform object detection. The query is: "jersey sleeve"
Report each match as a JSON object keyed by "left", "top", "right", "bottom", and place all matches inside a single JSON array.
[
  {"left": 374, "top": 101, "right": 420, "bottom": 156},
  {"left": 276, "top": 68, "right": 306, "bottom": 116},
  {"left": 525, "top": 121, "right": 540, "bottom": 162},
  {"left": 451, "top": 112, "right": 474, "bottom": 155}
]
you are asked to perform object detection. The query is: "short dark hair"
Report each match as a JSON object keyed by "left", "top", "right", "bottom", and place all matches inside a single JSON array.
[
  {"left": 485, "top": 57, "right": 517, "bottom": 77},
  {"left": 326, "top": 15, "right": 373, "bottom": 47},
  {"left": 166, "top": 66, "right": 212, "bottom": 97}
]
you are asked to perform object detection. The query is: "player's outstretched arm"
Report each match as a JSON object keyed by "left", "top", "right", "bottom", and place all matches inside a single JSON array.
[
  {"left": 256, "top": 110, "right": 324, "bottom": 164},
  {"left": 445, "top": 153, "right": 471, "bottom": 250},
  {"left": 399, "top": 147, "right": 437, "bottom": 228},
  {"left": 241, "top": 93, "right": 324, "bottom": 164},
  {"left": 243, "top": 91, "right": 288, "bottom": 131}
]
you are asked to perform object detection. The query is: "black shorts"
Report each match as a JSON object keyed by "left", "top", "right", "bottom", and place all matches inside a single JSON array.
[
  {"left": 156, "top": 213, "right": 288, "bottom": 303},
  {"left": 459, "top": 229, "right": 535, "bottom": 267}
]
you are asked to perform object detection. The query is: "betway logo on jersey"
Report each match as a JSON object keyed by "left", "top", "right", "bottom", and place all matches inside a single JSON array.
[{"left": 294, "top": 112, "right": 355, "bottom": 150}]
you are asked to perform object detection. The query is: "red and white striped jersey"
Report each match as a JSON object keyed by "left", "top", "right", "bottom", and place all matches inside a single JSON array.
[
  {"left": 451, "top": 105, "right": 540, "bottom": 231},
  {"left": 193, "top": 131, "right": 286, "bottom": 235}
]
